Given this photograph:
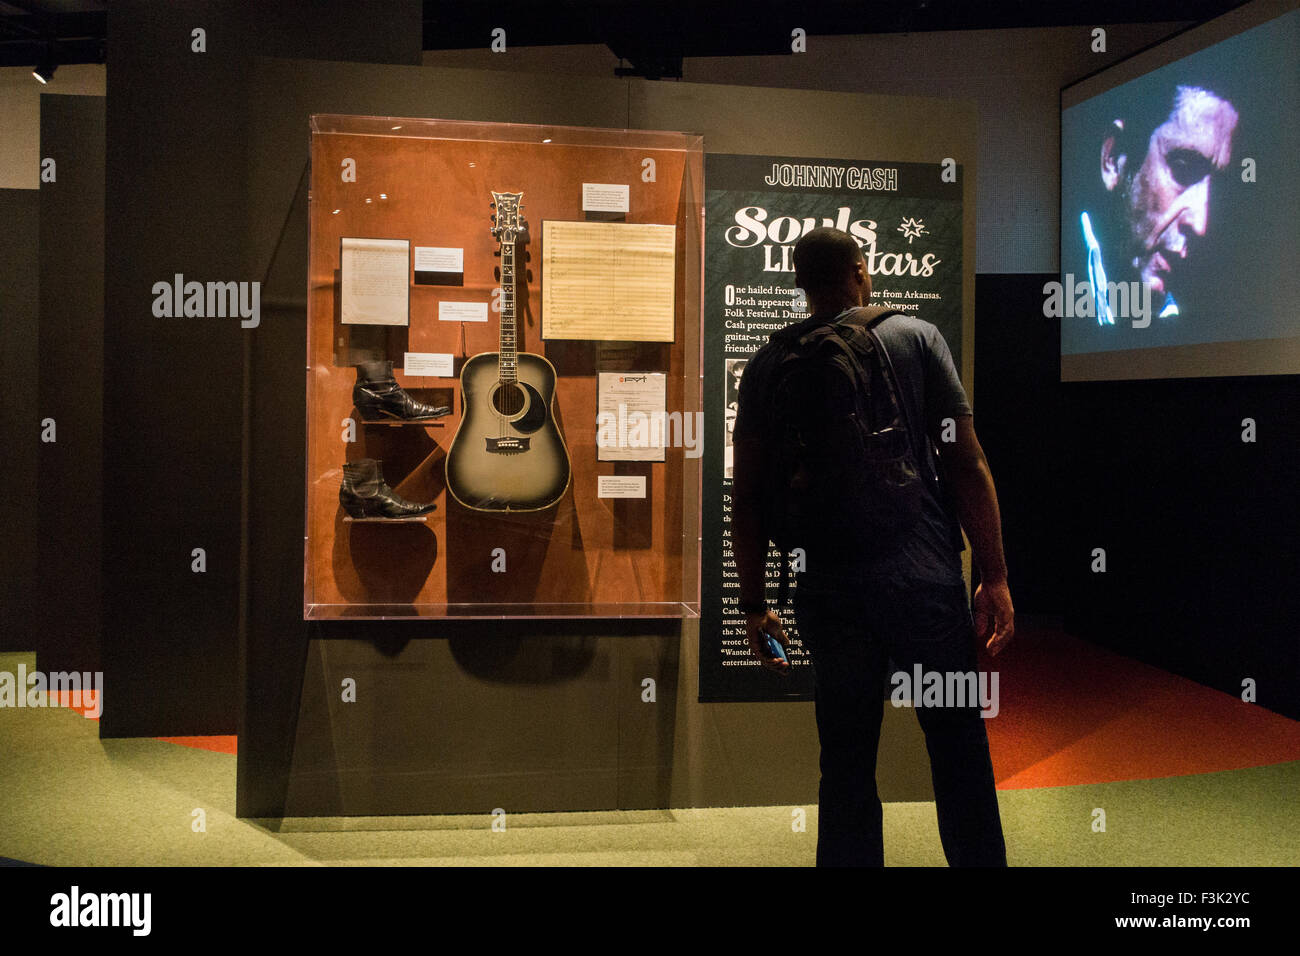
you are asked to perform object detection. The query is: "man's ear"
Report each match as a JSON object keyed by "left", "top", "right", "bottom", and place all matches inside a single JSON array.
[
  {"left": 1100, "top": 123, "right": 1127, "bottom": 192},
  {"left": 857, "top": 258, "right": 872, "bottom": 300}
]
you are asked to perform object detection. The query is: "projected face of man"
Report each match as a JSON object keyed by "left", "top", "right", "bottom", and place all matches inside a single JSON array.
[{"left": 1102, "top": 87, "right": 1238, "bottom": 308}]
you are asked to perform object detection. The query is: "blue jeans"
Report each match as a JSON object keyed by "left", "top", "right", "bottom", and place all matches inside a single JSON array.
[{"left": 794, "top": 572, "right": 1007, "bottom": 867}]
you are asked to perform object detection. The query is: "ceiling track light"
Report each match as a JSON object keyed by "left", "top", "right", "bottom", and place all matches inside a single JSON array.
[{"left": 33, "top": 42, "right": 57, "bottom": 85}]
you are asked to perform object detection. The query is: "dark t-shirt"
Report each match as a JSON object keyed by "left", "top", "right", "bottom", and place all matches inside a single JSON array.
[{"left": 733, "top": 310, "right": 972, "bottom": 587}]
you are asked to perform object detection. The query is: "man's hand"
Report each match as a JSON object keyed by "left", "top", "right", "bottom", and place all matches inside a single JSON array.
[
  {"left": 973, "top": 579, "right": 1015, "bottom": 656},
  {"left": 746, "top": 610, "right": 791, "bottom": 675}
]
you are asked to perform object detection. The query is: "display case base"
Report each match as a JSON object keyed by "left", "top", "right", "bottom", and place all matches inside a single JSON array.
[{"left": 304, "top": 601, "right": 702, "bottom": 620}]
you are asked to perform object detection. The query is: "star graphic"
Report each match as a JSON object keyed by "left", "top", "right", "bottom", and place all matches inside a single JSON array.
[{"left": 898, "top": 217, "right": 927, "bottom": 244}]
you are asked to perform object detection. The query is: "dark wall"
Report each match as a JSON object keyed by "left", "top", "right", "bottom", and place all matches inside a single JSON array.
[
  {"left": 428, "top": 21, "right": 1190, "bottom": 275},
  {"left": 1064, "top": 371, "right": 1300, "bottom": 719},
  {"left": 37, "top": 96, "right": 105, "bottom": 674},
  {"left": 101, "top": 0, "right": 422, "bottom": 736},
  {"left": 973, "top": 275, "right": 1064, "bottom": 614},
  {"left": 975, "top": 273, "right": 1299, "bottom": 720},
  {"left": 0, "top": 189, "right": 40, "bottom": 652}
]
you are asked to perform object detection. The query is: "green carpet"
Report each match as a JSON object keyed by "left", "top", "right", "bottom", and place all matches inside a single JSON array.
[{"left": 3, "top": 651, "right": 1296, "bottom": 866}]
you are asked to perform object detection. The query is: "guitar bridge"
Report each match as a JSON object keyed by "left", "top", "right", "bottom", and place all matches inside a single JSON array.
[{"left": 486, "top": 436, "right": 530, "bottom": 454}]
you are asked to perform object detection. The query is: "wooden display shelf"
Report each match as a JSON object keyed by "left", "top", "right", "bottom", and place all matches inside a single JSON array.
[
  {"left": 359, "top": 418, "right": 449, "bottom": 427},
  {"left": 341, "top": 514, "right": 433, "bottom": 524}
]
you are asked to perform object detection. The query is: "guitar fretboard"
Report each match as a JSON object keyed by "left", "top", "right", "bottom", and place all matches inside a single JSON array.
[{"left": 499, "top": 240, "right": 517, "bottom": 383}]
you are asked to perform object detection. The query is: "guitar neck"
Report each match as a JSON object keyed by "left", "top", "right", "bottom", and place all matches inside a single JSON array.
[{"left": 499, "top": 240, "right": 517, "bottom": 383}]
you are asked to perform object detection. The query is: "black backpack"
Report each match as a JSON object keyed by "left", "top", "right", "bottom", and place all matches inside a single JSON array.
[{"left": 757, "top": 306, "right": 926, "bottom": 606}]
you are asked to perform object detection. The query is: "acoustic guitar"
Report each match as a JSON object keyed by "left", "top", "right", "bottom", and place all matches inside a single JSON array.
[{"left": 445, "top": 191, "right": 571, "bottom": 512}]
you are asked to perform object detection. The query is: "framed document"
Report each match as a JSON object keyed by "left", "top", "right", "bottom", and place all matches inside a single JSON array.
[
  {"left": 541, "top": 221, "right": 676, "bottom": 342},
  {"left": 597, "top": 371, "right": 668, "bottom": 462},
  {"left": 340, "top": 237, "right": 409, "bottom": 326}
]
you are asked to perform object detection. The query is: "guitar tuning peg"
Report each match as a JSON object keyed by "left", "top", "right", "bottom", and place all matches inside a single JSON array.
[{"left": 490, "top": 201, "right": 496, "bottom": 208}]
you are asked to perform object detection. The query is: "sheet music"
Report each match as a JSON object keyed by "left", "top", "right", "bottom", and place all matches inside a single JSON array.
[
  {"left": 340, "top": 237, "right": 409, "bottom": 326},
  {"left": 541, "top": 221, "right": 676, "bottom": 341}
]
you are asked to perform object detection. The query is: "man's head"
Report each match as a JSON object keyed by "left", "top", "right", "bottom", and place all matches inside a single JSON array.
[
  {"left": 1099, "top": 85, "right": 1238, "bottom": 307},
  {"left": 793, "top": 227, "right": 871, "bottom": 313}
]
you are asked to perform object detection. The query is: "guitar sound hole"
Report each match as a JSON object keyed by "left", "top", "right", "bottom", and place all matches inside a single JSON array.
[{"left": 492, "top": 382, "right": 527, "bottom": 416}]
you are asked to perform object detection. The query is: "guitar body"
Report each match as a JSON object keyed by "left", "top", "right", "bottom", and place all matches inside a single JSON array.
[{"left": 445, "top": 351, "right": 571, "bottom": 512}]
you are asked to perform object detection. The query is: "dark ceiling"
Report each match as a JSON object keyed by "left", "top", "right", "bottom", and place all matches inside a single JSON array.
[
  {"left": 0, "top": 0, "right": 104, "bottom": 70},
  {"left": 0, "top": 0, "right": 1249, "bottom": 75}
]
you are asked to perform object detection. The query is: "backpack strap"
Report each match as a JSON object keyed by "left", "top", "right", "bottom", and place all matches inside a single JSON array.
[
  {"left": 833, "top": 306, "right": 904, "bottom": 409},
  {"left": 834, "top": 308, "right": 942, "bottom": 485},
  {"left": 833, "top": 307, "right": 908, "bottom": 431},
  {"left": 864, "top": 325, "right": 914, "bottom": 437},
  {"left": 835, "top": 304, "right": 899, "bottom": 333}
]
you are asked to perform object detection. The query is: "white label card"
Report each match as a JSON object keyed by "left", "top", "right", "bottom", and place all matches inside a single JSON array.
[
  {"left": 438, "top": 301, "right": 489, "bottom": 322},
  {"left": 582, "top": 182, "right": 630, "bottom": 213},
  {"left": 403, "top": 352, "right": 454, "bottom": 377},
  {"left": 414, "top": 247, "right": 464, "bottom": 272},
  {"left": 597, "top": 475, "right": 647, "bottom": 499}
]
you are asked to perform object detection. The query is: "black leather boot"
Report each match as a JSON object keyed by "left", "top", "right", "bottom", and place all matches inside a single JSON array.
[
  {"left": 339, "top": 459, "right": 436, "bottom": 518},
  {"left": 353, "top": 360, "right": 449, "bottom": 422}
]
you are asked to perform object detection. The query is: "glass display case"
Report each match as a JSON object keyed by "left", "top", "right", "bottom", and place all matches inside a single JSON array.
[{"left": 304, "top": 114, "right": 703, "bottom": 618}]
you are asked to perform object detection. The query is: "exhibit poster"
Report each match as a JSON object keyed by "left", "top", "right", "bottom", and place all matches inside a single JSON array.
[{"left": 699, "top": 152, "right": 964, "bottom": 702}]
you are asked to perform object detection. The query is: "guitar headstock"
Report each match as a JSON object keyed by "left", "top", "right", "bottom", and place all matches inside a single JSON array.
[{"left": 490, "top": 191, "right": 526, "bottom": 243}]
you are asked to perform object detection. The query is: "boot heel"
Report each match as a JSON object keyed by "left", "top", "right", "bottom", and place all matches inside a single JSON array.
[
  {"left": 354, "top": 402, "right": 401, "bottom": 422},
  {"left": 340, "top": 492, "right": 383, "bottom": 518}
]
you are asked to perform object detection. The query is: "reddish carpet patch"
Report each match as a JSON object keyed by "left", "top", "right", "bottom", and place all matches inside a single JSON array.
[
  {"left": 47, "top": 690, "right": 236, "bottom": 754},
  {"left": 152, "top": 736, "right": 238, "bottom": 755},
  {"left": 46, "top": 628, "right": 1300, "bottom": 781},
  {"left": 983, "top": 625, "right": 1300, "bottom": 789}
]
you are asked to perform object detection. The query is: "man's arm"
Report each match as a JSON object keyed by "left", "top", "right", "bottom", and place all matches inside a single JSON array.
[
  {"left": 932, "top": 414, "right": 1015, "bottom": 655},
  {"left": 732, "top": 436, "right": 790, "bottom": 672}
]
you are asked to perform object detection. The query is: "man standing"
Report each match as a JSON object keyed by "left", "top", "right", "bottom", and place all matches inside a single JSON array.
[
  {"left": 1084, "top": 84, "right": 1238, "bottom": 321},
  {"left": 731, "top": 227, "right": 1014, "bottom": 866}
]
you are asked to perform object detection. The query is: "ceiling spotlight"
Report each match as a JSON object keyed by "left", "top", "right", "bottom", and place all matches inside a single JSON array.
[{"left": 33, "top": 45, "right": 57, "bottom": 85}]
